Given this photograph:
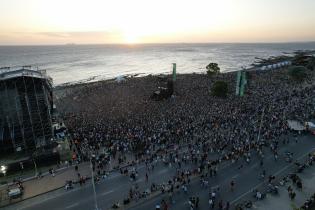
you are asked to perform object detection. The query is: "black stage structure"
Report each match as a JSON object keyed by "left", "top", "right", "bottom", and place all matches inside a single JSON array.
[{"left": 0, "top": 66, "right": 54, "bottom": 155}]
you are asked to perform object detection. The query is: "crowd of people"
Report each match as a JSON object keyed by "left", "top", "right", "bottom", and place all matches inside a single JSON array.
[{"left": 56, "top": 64, "right": 315, "bottom": 208}]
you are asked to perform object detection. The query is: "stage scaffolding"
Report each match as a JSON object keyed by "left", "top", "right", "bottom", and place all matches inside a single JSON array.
[{"left": 0, "top": 67, "right": 54, "bottom": 155}]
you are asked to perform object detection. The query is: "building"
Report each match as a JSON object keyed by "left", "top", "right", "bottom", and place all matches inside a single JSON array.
[{"left": 0, "top": 66, "right": 54, "bottom": 155}]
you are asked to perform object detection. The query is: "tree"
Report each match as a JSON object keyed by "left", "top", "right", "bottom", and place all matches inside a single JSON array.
[
  {"left": 211, "top": 81, "right": 228, "bottom": 97},
  {"left": 306, "top": 57, "right": 315, "bottom": 71},
  {"left": 288, "top": 66, "right": 307, "bottom": 82},
  {"left": 206, "top": 63, "right": 220, "bottom": 76}
]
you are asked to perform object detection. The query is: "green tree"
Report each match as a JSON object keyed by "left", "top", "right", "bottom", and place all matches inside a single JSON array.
[
  {"left": 288, "top": 66, "right": 308, "bottom": 82},
  {"left": 206, "top": 63, "right": 220, "bottom": 76},
  {"left": 306, "top": 57, "right": 315, "bottom": 71},
  {"left": 211, "top": 81, "right": 228, "bottom": 97}
]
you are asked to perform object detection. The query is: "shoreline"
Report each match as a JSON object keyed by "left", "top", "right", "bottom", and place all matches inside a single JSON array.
[
  {"left": 53, "top": 49, "right": 315, "bottom": 98},
  {"left": 53, "top": 72, "right": 208, "bottom": 99}
]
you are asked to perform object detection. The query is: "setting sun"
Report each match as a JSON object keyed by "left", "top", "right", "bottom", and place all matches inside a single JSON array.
[
  {"left": 124, "top": 36, "right": 138, "bottom": 44},
  {"left": 0, "top": 0, "right": 314, "bottom": 44}
]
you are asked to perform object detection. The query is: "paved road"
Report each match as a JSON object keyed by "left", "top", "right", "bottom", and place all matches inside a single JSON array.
[
  {"left": 4, "top": 134, "right": 315, "bottom": 210},
  {"left": 130, "top": 135, "right": 315, "bottom": 210}
]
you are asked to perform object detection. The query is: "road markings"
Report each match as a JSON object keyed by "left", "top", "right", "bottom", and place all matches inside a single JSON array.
[
  {"left": 135, "top": 178, "right": 144, "bottom": 183},
  {"left": 138, "top": 165, "right": 145, "bottom": 170},
  {"left": 157, "top": 168, "right": 169, "bottom": 175},
  {"left": 249, "top": 163, "right": 259, "bottom": 170},
  {"left": 232, "top": 174, "right": 240, "bottom": 179},
  {"left": 102, "top": 190, "right": 114, "bottom": 196},
  {"left": 230, "top": 147, "right": 315, "bottom": 204},
  {"left": 65, "top": 202, "right": 79, "bottom": 209},
  {"left": 108, "top": 173, "right": 121, "bottom": 179}
]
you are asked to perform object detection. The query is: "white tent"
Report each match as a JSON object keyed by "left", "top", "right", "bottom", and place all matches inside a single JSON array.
[
  {"left": 115, "top": 75, "right": 126, "bottom": 83},
  {"left": 287, "top": 120, "right": 305, "bottom": 131},
  {"left": 305, "top": 122, "right": 315, "bottom": 129}
]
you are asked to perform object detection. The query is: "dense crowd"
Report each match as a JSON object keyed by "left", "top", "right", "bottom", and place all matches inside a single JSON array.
[
  {"left": 58, "top": 68, "right": 314, "bottom": 162},
  {"left": 56, "top": 66, "right": 315, "bottom": 209}
]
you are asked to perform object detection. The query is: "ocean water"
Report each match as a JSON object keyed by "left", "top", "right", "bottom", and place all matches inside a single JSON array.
[{"left": 0, "top": 43, "right": 315, "bottom": 86}]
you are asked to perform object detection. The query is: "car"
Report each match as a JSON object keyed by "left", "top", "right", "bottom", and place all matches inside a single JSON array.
[
  {"left": 8, "top": 188, "right": 22, "bottom": 199},
  {"left": 305, "top": 122, "right": 315, "bottom": 135}
]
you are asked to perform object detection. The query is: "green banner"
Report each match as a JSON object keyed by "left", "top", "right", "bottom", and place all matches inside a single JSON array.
[
  {"left": 240, "top": 71, "right": 247, "bottom": 96},
  {"left": 236, "top": 71, "right": 241, "bottom": 95},
  {"left": 240, "top": 71, "right": 247, "bottom": 97},
  {"left": 242, "top": 71, "right": 247, "bottom": 86},
  {"left": 172, "top": 63, "right": 176, "bottom": 82},
  {"left": 236, "top": 71, "right": 247, "bottom": 96}
]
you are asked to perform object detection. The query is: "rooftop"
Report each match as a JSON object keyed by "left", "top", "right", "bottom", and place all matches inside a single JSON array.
[{"left": 0, "top": 66, "right": 53, "bottom": 85}]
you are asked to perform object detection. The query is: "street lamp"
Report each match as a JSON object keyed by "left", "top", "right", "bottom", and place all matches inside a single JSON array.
[
  {"left": 31, "top": 152, "right": 38, "bottom": 177},
  {"left": 90, "top": 154, "right": 99, "bottom": 210},
  {"left": 33, "top": 157, "right": 38, "bottom": 177},
  {"left": 0, "top": 165, "right": 7, "bottom": 175}
]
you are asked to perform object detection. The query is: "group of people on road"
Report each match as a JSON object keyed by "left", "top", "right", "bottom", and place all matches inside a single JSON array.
[{"left": 56, "top": 64, "right": 315, "bottom": 208}]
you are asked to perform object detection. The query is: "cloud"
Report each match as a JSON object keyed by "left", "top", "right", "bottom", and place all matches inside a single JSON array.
[
  {"left": 38, "top": 31, "right": 120, "bottom": 38},
  {"left": 37, "top": 31, "right": 123, "bottom": 41},
  {"left": 0, "top": 31, "right": 125, "bottom": 45}
]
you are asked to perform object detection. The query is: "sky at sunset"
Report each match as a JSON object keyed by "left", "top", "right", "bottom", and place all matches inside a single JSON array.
[{"left": 0, "top": 0, "right": 315, "bottom": 45}]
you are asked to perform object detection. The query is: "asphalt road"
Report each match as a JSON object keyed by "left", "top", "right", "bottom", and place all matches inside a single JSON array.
[{"left": 4, "top": 134, "right": 315, "bottom": 210}]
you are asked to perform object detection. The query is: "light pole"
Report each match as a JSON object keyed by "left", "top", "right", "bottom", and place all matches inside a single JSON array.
[
  {"left": 33, "top": 157, "right": 38, "bottom": 177},
  {"left": 90, "top": 155, "right": 99, "bottom": 210},
  {"left": 0, "top": 165, "right": 7, "bottom": 176},
  {"left": 32, "top": 153, "right": 38, "bottom": 177}
]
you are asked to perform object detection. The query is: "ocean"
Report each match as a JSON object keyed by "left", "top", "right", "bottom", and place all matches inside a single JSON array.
[{"left": 0, "top": 43, "right": 315, "bottom": 86}]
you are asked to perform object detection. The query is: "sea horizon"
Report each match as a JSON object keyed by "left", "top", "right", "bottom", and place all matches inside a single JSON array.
[
  {"left": 1, "top": 41, "right": 315, "bottom": 47},
  {"left": 1, "top": 42, "right": 315, "bottom": 86}
]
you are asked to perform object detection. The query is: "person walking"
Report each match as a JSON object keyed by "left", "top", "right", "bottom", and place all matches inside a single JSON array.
[
  {"left": 161, "top": 199, "right": 168, "bottom": 210},
  {"left": 218, "top": 200, "right": 223, "bottom": 210},
  {"left": 225, "top": 201, "right": 230, "bottom": 210},
  {"left": 209, "top": 198, "right": 214, "bottom": 209},
  {"left": 230, "top": 180, "right": 235, "bottom": 192}
]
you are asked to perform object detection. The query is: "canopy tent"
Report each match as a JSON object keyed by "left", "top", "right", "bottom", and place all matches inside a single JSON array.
[
  {"left": 115, "top": 75, "right": 126, "bottom": 83},
  {"left": 287, "top": 120, "right": 305, "bottom": 131},
  {"left": 305, "top": 122, "right": 315, "bottom": 130}
]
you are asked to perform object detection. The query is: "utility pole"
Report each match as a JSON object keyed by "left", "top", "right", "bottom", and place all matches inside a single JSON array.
[
  {"left": 90, "top": 156, "right": 99, "bottom": 210},
  {"left": 33, "top": 157, "right": 38, "bottom": 177},
  {"left": 30, "top": 152, "right": 38, "bottom": 177}
]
